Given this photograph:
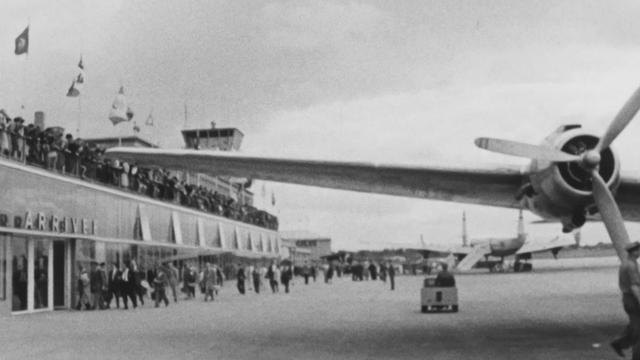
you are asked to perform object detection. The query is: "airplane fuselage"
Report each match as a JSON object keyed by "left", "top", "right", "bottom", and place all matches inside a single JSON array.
[{"left": 470, "top": 235, "right": 527, "bottom": 258}]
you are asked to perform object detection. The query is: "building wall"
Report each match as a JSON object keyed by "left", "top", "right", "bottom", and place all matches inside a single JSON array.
[
  {"left": 0, "top": 158, "right": 281, "bottom": 314},
  {"left": 0, "top": 159, "right": 278, "bottom": 250},
  {"left": 286, "top": 238, "right": 332, "bottom": 260}
]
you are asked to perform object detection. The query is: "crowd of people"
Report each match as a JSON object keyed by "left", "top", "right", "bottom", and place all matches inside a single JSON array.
[
  {"left": 0, "top": 114, "right": 278, "bottom": 230},
  {"left": 74, "top": 259, "right": 316, "bottom": 311}
]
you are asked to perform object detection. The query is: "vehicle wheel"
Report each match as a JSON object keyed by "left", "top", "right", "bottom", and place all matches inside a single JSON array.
[{"left": 452, "top": 305, "right": 458, "bottom": 312}]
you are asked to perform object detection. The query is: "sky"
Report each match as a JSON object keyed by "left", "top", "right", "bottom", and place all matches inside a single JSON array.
[{"left": 4, "top": 1, "right": 640, "bottom": 250}]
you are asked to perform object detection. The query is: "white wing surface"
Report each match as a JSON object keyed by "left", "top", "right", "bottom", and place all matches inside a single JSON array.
[
  {"left": 106, "top": 148, "right": 526, "bottom": 209},
  {"left": 515, "top": 236, "right": 576, "bottom": 255}
]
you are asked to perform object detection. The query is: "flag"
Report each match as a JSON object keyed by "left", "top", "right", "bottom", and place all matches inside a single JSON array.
[
  {"left": 74, "top": 56, "right": 85, "bottom": 93},
  {"left": 14, "top": 26, "right": 28, "bottom": 55},
  {"left": 67, "top": 56, "right": 84, "bottom": 97},
  {"left": 126, "top": 106, "right": 134, "bottom": 121},
  {"left": 66, "top": 79, "right": 79, "bottom": 97},
  {"left": 109, "top": 86, "right": 129, "bottom": 125},
  {"left": 145, "top": 110, "right": 154, "bottom": 126}
]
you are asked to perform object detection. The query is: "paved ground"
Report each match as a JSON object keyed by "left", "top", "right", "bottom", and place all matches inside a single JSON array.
[{"left": 0, "top": 257, "right": 630, "bottom": 359}]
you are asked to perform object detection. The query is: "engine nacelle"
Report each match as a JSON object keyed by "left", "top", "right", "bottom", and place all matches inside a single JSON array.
[{"left": 523, "top": 125, "right": 620, "bottom": 231}]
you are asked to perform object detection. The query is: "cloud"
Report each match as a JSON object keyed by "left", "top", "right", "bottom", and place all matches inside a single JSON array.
[{"left": 260, "top": 1, "right": 388, "bottom": 50}]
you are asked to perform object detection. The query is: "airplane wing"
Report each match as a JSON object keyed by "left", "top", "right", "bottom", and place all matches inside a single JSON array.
[
  {"left": 420, "top": 243, "right": 474, "bottom": 255},
  {"left": 515, "top": 236, "right": 576, "bottom": 255},
  {"left": 105, "top": 148, "right": 526, "bottom": 209}
]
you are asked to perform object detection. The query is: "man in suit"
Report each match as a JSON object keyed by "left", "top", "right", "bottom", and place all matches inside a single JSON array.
[
  {"left": 106, "top": 262, "right": 121, "bottom": 309},
  {"left": 302, "top": 261, "right": 311, "bottom": 285},
  {"left": 153, "top": 265, "right": 169, "bottom": 307},
  {"left": 166, "top": 262, "right": 179, "bottom": 303},
  {"left": 387, "top": 261, "right": 396, "bottom": 291},
  {"left": 237, "top": 264, "right": 246, "bottom": 295},
  {"left": 611, "top": 242, "right": 640, "bottom": 358},
  {"left": 120, "top": 262, "right": 137, "bottom": 309},
  {"left": 280, "top": 265, "right": 293, "bottom": 294},
  {"left": 90, "top": 261, "right": 106, "bottom": 310}
]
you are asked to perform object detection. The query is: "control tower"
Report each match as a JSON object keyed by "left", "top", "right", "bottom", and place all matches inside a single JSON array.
[
  {"left": 181, "top": 122, "right": 244, "bottom": 151},
  {"left": 180, "top": 123, "right": 253, "bottom": 205}
]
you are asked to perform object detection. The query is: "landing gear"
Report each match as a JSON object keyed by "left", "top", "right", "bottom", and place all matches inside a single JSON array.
[
  {"left": 514, "top": 254, "right": 533, "bottom": 272},
  {"left": 488, "top": 257, "right": 507, "bottom": 273},
  {"left": 489, "top": 261, "right": 505, "bottom": 273}
]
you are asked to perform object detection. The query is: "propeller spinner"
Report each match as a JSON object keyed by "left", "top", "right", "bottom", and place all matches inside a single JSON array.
[{"left": 475, "top": 84, "right": 640, "bottom": 262}]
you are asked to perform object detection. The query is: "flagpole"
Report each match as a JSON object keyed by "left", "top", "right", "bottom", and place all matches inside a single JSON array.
[
  {"left": 22, "top": 21, "right": 30, "bottom": 116},
  {"left": 76, "top": 96, "right": 82, "bottom": 136}
]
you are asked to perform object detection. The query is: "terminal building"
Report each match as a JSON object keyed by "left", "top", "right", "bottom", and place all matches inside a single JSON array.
[
  {"left": 0, "top": 120, "right": 279, "bottom": 315},
  {"left": 280, "top": 231, "right": 332, "bottom": 262}
]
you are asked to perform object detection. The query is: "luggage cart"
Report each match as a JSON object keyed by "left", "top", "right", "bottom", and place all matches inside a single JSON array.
[{"left": 420, "top": 276, "right": 458, "bottom": 313}]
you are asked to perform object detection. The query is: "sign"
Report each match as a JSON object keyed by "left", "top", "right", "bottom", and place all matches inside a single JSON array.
[{"left": 0, "top": 210, "right": 97, "bottom": 236}]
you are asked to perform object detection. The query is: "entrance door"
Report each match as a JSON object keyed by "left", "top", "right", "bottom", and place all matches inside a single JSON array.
[
  {"left": 33, "top": 239, "right": 51, "bottom": 310},
  {"left": 53, "top": 241, "right": 66, "bottom": 308},
  {"left": 11, "top": 236, "right": 56, "bottom": 313},
  {"left": 11, "top": 238, "right": 28, "bottom": 312}
]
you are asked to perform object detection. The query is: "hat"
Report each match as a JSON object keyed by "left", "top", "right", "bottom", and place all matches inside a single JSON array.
[{"left": 626, "top": 242, "right": 640, "bottom": 252}]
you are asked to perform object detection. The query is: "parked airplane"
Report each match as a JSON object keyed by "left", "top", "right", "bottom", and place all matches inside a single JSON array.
[
  {"left": 106, "top": 82, "right": 640, "bottom": 262},
  {"left": 419, "top": 210, "right": 576, "bottom": 272}
]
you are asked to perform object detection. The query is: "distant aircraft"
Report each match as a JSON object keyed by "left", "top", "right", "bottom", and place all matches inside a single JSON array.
[
  {"left": 419, "top": 210, "right": 576, "bottom": 272},
  {"left": 106, "top": 82, "right": 640, "bottom": 263}
]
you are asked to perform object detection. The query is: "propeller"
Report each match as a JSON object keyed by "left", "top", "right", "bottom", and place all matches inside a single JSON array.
[
  {"left": 474, "top": 138, "right": 580, "bottom": 162},
  {"left": 474, "top": 84, "right": 640, "bottom": 262}
]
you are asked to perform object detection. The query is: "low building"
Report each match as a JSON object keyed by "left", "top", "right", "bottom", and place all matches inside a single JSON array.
[{"left": 280, "top": 231, "right": 332, "bottom": 261}]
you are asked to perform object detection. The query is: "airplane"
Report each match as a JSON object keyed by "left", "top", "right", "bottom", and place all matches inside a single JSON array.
[
  {"left": 418, "top": 210, "right": 576, "bottom": 272},
  {"left": 106, "top": 82, "right": 640, "bottom": 264}
]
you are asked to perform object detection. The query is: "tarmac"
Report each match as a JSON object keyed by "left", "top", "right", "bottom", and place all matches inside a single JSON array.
[{"left": 0, "top": 257, "right": 629, "bottom": 360}]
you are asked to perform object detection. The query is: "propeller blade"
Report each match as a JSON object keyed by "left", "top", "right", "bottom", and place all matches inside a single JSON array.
[
  {"left": 474, "top": 138, "right": 581, "bottom": 162},
  {"left": 596, "top": 85, "right": 640, "bottom": 152},
  {"left": 591, "top": 170, "right": 629, "bottom": 261}
]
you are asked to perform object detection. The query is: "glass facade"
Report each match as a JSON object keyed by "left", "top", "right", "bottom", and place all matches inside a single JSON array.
[
  {"left": 11, "top": 237, "right": 28, "bottom": 311},
  {"left": 0, "top": 160, "right": 279, "bottom": 314},
  {"left": 0, "top": 236, "right": 5, "bottom": 301},
  {"left": 34, "top": 239, "right": 50, "bottom": 309}
]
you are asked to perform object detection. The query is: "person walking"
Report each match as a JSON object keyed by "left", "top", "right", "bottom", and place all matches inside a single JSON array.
[
  {"left": 281, "top": 265, "right": 293, "bottom": 294},
  {"left": 611, "top": 242, "right": 640, "bottom": 359},
  {"left": 237, "top": 264, "right": 246, "bottom": 295},
  {"left": 184, "top": 264, "right": 197, "bottom": 299},
  {"left": 203, "top": 263, "right": 217, "bottom": 302},
  {"left": 130, "top": 259, "right": 145, "bottom": 306},
  {"left": 302, "top": 261, "right": 310, "bottom": 285},
  {"left": 120, "top": 262, "right": 138, "bottom": 309},
  {"left": 387, "top": 261, "right": 396, "bottom": 291},
  {"left": 267, "top": 262, "right": 279, "bottom": 293},
  {"left": 311, "top": 264, "right": 317, "bottom": 282},
  {"left": 153, "top": 266, "right": 169, "bottom": 307},
  {"left": 106, "top": 262, "right": 121, "bottom": 309},
  {"left": 246, "top": 264, "right": 254, "bottom": 292},
  {"left": 89, "top": 262, "right": 106, "bottom": 310},
  {"left": 252, "top": 265, "right": 261, "bottom": 294},
  {"left": 166, "top": 262, "right": 179, "bottom": 303},
  {"left": 75, "top": 265, "right": 92, "bottom": 310}
]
